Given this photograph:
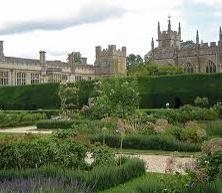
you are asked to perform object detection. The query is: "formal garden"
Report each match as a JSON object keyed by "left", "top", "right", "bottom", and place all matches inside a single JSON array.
[{"left": 0, "top": 71, "right": 221, "bottom": 192}]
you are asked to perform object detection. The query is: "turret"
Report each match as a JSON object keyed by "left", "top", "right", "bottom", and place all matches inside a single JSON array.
[
  {"left": 168, "top": 17, "right": 171, "bottom": 32},
  {"left": 39, "top": 50, "right": 46, "bottom": 65},
  {"left": 151, "top": 37, "right": 154, "bottom": 50},
  {"left": 196, "top": 30, "right": 199, "bottom": 44},
  {"left": 178, "top": 22, "right": 181, "bottom": 36},
  {"left": 158, "top": 21, "right": 161, "bottom": 37},
  {"left": 219, "top": 26, "right": 222, "bottom": 41}
]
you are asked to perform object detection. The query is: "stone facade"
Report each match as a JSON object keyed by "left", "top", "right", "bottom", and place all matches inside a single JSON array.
[
  {"left": 0, "top": 42, "right": 126, "bottom": 86},
  {"left": 146, "top": 18, "right": 222, "bottom": 74}
]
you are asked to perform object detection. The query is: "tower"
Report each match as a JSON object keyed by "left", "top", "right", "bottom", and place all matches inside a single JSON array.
[
  {"left": 157, "top": 18, "right": 181, "bottom": 49},
  {"left": 196, "top": 30, "right": 199, "bottom": 44}
]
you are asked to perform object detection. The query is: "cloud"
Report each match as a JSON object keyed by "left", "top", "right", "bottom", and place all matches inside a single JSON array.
[{"left": 0, "top": 2, "right": 127, "bottom": 35}]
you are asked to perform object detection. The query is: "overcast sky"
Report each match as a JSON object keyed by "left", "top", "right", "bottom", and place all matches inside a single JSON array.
[{"left": 0, "top": 0, "right": 221, "bottom": 63}]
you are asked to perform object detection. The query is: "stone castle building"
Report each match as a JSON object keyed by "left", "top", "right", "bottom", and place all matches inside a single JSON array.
[
  {"left": 0, "top": 42, "right": 126, "bottom": 86},
  {"left": 146, "top": 18, "right": 222, "bottom": 74}
]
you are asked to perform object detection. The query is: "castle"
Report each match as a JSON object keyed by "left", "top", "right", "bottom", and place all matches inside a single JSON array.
[
  {"left": 0, "top": 42, "right": 126, "bottom": 86},
  {"left": 146, "top": 18, "right": 222, "bottom": 74}
]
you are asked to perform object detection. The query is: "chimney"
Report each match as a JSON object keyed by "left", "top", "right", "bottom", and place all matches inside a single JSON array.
[
  {"left": 0, "top": 41, "right": 4, "bottom": 59},
  {"left": 39, "top": 51, "right": 46, "bottom": 65},
  {"left": 122, "top": 46, "right": 127, "bottom": 57}
]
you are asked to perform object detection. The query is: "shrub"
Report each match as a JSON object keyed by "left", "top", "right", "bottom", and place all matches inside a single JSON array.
[
  {"left": 182, "top": 122, "right": 207, "bottom": 143},
  {"left": 0, "top": 137, "right": 87, "bottom": 170},
  {"left": 194, "top": 97, "right": 209, "bottom": 108},
  {"left": 91, "top": 145, "right": 116, "bottom": 167},
  {"left": 198, "top": 150, "right": 222, "bottom": 180}
]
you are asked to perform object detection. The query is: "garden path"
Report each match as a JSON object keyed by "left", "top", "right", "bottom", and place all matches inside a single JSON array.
[
  {"left": 125, "top": 154, "right": 195, "bottom": 173},
  {"left": 0, "top": 126, "right": 53, "bottom": 134}
]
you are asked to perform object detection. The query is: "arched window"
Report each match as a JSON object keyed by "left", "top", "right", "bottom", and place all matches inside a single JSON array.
[
  {"left": 206, "top": 61, "right": 216, "bottom": 73},
  {"left": 184, "top": 63, "right": 194, "bottom": 73}
]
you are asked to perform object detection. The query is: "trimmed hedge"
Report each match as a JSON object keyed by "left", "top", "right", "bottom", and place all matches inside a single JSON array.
[
  {"left": 0, "top": 83, "right": 60, "bottom": 110},
  {"left": 36, "top": 120, "right": 74, "bottom": 129},
  {"left": 89, "top": 134, "right": 201, "bottom": 152},
  {"left": 1, "top": 73, "right": 222, "bottom": 109}
]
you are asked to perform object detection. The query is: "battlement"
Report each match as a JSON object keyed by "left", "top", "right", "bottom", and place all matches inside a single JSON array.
[{"left": 96, "top": 45, "right": 127, "bottom": 58}]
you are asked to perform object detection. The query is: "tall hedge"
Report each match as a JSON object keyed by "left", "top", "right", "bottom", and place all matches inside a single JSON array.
[
  {"left": 0, "top": 73, "right": 222, "bottom": 109},
  {"left": 0, "top": 83, "right": 60, "bottom": 110},
  {"left": 138, "top": 73, "right": 222, "bottom": 108}
]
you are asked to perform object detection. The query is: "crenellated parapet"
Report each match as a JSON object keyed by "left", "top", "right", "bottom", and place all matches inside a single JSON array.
[{"left": 95, "top": 45, "right": 126, "bottom": 59}]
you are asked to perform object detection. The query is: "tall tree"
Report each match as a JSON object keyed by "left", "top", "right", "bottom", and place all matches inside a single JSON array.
[{"left": 126, "top": 54, "right": 143, "bottom": 69}]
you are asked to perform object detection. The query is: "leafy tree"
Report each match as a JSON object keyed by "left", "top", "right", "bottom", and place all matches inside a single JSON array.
[
  {"left": 58, "top": 83, "right": 79, "bottom": 119},
  {"left": 126, "top": 54, "right": 143, "bottom": 69},
  {"left": 93, "top": 77, "right": 140, "bottom": 119}
]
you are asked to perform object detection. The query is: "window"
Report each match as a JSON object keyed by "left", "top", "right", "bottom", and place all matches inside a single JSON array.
[
  {"left": 17, "top": 72, "right": 26, "bottom": 85},
  {"left": 184, "top": 63, "right": 194, "bottom": 73},
  {"left": 0, "top": 71, "right": 9, "bottom": 86},
  {"left": 31, "top": 73, "right": 40, "bottom": 84},
  {"left": 75, "top": 76, "right": 82, "bottom": 81},
  {"left": 206, "top": 61, "right": 216, "bottom": 73}
]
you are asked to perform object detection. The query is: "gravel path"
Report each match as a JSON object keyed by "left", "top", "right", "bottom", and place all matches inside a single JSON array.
[
  {"left": 0, "top": 126, "right": 53, "bottom": 134},
  {"left": 125, "top": 154, "right": 195, "bottom": 173}
]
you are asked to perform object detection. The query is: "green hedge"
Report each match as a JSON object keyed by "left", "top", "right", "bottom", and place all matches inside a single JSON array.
[
  {"left": 1, "top": 73, "right": 222, "bottom": 109},
  {"left": 0, "top": 83, "right": 60, "bottom": 110},
  {"left": 137, "top": 73, "right": 222, "bottom": 108},
  {"left": 36, "top": 119, "right": 74, "bottom": 129},
  {"left": 89, "top": 134, "right": 201, "bottom": 152}
]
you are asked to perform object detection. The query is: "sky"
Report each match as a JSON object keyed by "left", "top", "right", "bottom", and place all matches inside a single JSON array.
[{"left": 0, "top": 0, "right": 221, "bottom": 64}]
